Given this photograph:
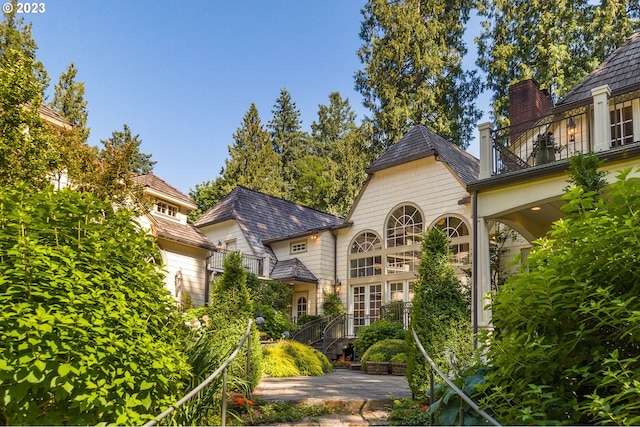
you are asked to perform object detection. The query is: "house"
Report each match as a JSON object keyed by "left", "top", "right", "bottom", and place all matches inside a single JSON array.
[
  {"left": 133, "top": 172, "right": 214, "bottom": 307},
  {"left": 334, "top": 124, "right": 480, "bottom": 336},
  {"left": 470, "top": 30, "right": 640, "bottom": 331},
  {"left": 194, "top": 186, "right": 344, "bottom": 320}
]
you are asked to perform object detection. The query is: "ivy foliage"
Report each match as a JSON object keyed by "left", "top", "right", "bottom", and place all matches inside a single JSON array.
[
  {"left": 406, "top": 228, "right": 473, "bottom": 398},
  {"left": 479, "top": 168, "right": 640, "bottom": 425},
  {"left": 0, "top": 184, "right": 190, "bottom": 425}
]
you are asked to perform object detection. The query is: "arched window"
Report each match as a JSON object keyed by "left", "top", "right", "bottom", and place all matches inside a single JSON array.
[
  {"left": 386, "top": 205, "right": 423, "bottom": 248},
  {"left": 349, "top": 231, "right": 382, "bottom": 278},
  {"left": 433, "top": 216, "right": 471, "bottom": 265}
]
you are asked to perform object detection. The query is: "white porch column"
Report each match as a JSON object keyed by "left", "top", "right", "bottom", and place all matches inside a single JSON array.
[
  {"left": 475, "top": 216, "right": 493, "bottom": 330},
  {"left": 591, "top": 85, "right": 611, "bottom": 153},
  {"left": 262, "top": 255, "right": 270, "bottom": 279},
  {"left": 478, "top": 122, "right": 493, "bottom": 180}
]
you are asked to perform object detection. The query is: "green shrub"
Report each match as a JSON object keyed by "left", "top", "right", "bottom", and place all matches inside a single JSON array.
[
  {"left": 353, "top": 320, "right": 407, "bottom": 356},
  {"left": 297, "top": 314, "right": 323, "bottom": 325},
  {"left": 0, "top": 185, "right": 191, "bottom": 425},
  {"left": 367, "top": 353, "right": 386, "bottom": 363},
  {"left": 479, "top": 168, "right": 640, "bottom": 425},
  {"left": 263, "top": 341, "right": 332, "bottom": 377},
  {"left": 255, "top": 304, "right": 297, "bottom": 340},
  {"left": 360, "top": 339, "right": 406, "bottom": 371},
  {"left": 391, "top": 353, "right": 407, "bottom": 363},
  {"left": 322, "top": 290, "right": 344, "bottom": 317},
  {"left": 406, "top": 228, "right": 473, "bottom": 398}
]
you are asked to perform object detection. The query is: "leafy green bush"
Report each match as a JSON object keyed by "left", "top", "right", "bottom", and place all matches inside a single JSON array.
[
  {"left": 0, "top": 185, "right": 191, "bottom": 425},
  {"left": 406, "top": 228, "right": 473, "bottom": 398},
  {"left": 297, "top": 314, "right": 323, "bottom": 325},
  {"left": 263, "top": 341, "right": 332, "bottom": 377},
  {"left": 255, "top": 304, "right": 297, "bottom": 340},
  {"left": 391, "top": 353, "right": 407, "bottom": 363},
  {"left": 367, "top": 353, "right": 386, "bottom": 363},
  {"left": 360, "top": 339, "right": 406, "bottom": 370},
  {"left": 322, "top": 290, "right": 344, "bottom": 317},
  {"left": 479, "top": 168, "right": 640, "bottom": 425},
  {"left": 353, "top": 320, "right": 407, "bottom": 356}
]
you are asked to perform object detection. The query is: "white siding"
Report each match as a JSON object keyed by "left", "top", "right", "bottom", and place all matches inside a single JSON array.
[
  {"left": 198, "top": 220, "right": 254, "bottom": 255},
  {"left": 336, "top": 157, "right": 473, "bottom": 308},
  {"left": 159, "top": 240, "right": 209, "bottom": 307}
]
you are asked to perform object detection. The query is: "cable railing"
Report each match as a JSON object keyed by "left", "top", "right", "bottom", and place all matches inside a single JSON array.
[
  {"left": 143, "top": 319, "right": 253, "bottom": 427},
  {"left": 411, "top": 329, "right": 500, "bottom": 426}
]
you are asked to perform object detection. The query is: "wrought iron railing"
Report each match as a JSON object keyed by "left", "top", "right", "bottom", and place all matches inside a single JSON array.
[
  {"left": 322, "top": 314, "right": 347, "bottom": 355},
  {"left": 380, "top": 301, "right": 412, "bottom": 328},
  {"left": 143, "top": 320, "right": 253, "bottom": 427},
  {"left": 290, "top": 316, "right": 331, "bottom": 345},
  {"left": 491, "top": 91, "right": 640, "bottom": 176},
  {"left": 208, "top": 248, "right": 264, "bottom": 277},
  {"left": 411, "top": 329, "right": 500, "bottom": 426}
]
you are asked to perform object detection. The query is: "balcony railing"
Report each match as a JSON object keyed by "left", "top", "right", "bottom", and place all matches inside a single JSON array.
[
  {"left": 490, "top": 91, "right": 640, "bottom": 176},
  {"left": 207, "top": 248, "right": 266, "bottom": 278}
]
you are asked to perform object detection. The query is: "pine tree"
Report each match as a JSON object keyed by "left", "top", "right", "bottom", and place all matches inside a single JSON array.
[
  {"left": 100, "top": 124, "right": 156, "bottom": 174},
  {"left": 221, "top": 103, "right": 283, "bottom": 196},
  {"left": 0, "top": 4, "right": 54, "bottom": 188},
  {"left": 355, "top": 0, "right": 481, "bottom": 151},
  {"left": 268, "top": 89, "right": 310, "bottom": 198},
  {"left": 477, "top": 0, "right": 639, "bottom": 126},
  {"left": 188, "top": 177, "right": 226, "bottom": 222}
]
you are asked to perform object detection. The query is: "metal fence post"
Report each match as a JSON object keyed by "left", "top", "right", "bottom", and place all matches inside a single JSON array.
[
  {"left": 246, "top": 329, "right": 252, "bottom": 399},
  {"left": 221, "top": 369, "right": 227, "bottom": 427},
  {"left": 429, "top": 369, "right": 434, "bottom": 426}
]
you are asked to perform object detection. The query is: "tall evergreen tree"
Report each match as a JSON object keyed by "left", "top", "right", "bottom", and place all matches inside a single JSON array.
[
  {"left": 50, "top": 62, "right": 89, "bottom": 143},
  {"left": 268, "top": 89, "right": 310, "bottom": 198},
  {"left": 311, "top": 92, "right": 372, "bottom": 216},
  {"left": 100, "top": 124, "right": 155, "bottom": 174},
  {"left": 187, "top": 177, "right": 226, "bottom": 222},
  {"left": 0, "top": 5, "right": 54, "bottom": 188},
  {"left": 355, "top": 0, "right": 481, "bottom": 151},
  {"left": 477, "top": 0, "right": 640, "bottom": 127},
  {"left": 221, "top": 103, "right": 283, "bottom": 196}
]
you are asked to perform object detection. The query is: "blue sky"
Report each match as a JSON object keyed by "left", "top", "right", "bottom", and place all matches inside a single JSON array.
[{"left": 26, "top": 1, "right": 490, "bottom": 194}]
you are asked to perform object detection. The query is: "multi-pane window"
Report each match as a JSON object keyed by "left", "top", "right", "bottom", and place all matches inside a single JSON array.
[
  {"left": 350, "top": 256, "right": 382, "bottom": 278},
  {"left": 296, "top": 297, "right": 307, "bottom": 318},
  {"left": 434, "top": 216, "right": 471, "bottom": 266},
  {"left": 291, "top": 241, "right": 307, "bottom": 254},
  {"left": 386, "top": 205, "right": 423, "bottom": 248},
  {"left": 352, "top": 284, "right": 382, "bottom": 334},
  {"left": 389, "top": 282, "right": 404, "bottom": 301},
  {"left": 349, "top": 232, "right": 382, "bottom": 278},
  {"left": 386, "top": 250, "right": 420, "bottom": 274},
  {"left": 157, "top": 201, "right": 178, "bottom": 217},
  {"left": 611, "top": 102, "right": 634, "bottom": 147}
]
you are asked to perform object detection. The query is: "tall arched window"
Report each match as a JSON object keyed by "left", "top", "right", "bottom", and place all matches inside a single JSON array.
[
  {"left": 433, "top": 216, "right": 471, "bottom": 265},
  {"left": 297, "top": 296, "right": 307, "bottom": 319},
  {"left": 386, "top": 205, "right": 423, "bottom": 248},
  {"left": 349, "top": 231, "right": 382, "bottom": 278}
]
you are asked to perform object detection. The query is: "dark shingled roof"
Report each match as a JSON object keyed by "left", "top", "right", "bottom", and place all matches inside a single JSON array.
[
  {"left": 153, "top": 215, "right": 215, "bottom": 250},
  {"left": 366, "top": 125, "right": 479, "bottom": 185},
  {"left": 133, "top": 172, "right": 195, "bottom": 206},
  {"left": 270, "top": 258, "right": 318, "bottom": 283},
  {"left": 556, "top": 30, "right": 640, "bottom": 108},
  {"left": 194, "top": 186, "right": 344, "bottom": 258},
  {"left": 38, "top": 105, "right": 70, "bottom": 126}
]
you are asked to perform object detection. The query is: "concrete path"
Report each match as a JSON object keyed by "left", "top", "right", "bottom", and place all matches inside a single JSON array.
[{"left": 252, "top": 369, "right": 412, "bottom": 425}]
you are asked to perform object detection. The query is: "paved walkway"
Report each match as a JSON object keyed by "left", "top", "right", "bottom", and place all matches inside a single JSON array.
[{"left": 252, "top": 369, "right": 412, "bottom": 426}]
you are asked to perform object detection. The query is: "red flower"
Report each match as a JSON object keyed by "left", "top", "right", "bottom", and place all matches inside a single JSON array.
[
  {"left": 230, "top": 397, "right": 255, "bottom": 406},
  {"left": 421, "top": 405, "right": 430, "bottom": 411}
]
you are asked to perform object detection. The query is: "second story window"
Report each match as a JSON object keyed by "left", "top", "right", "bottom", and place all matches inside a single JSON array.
[
  {"left": 611, "top": 102, "right": 634, "bottom": 147},
  {"left": 291, "top": 241, "right": 307, "bottom": 254},
  {"left": 157, "top": 201, "right": 178, "bottom": 217}
]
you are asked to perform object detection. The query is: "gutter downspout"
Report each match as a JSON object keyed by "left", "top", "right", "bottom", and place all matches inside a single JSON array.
[{"left": 472, "top": 190, "right": 479, "bottom": 348}]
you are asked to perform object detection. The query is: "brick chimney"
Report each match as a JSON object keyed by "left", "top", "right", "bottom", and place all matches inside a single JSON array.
[{"left": 509, "top": 79, "right": 554, "bottom": 143}]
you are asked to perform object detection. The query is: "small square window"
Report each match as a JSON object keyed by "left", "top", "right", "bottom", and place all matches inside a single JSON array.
[
  {"left": 156, "top": 201, "right": 178, "bottom": 217},
  {"left": 291, "top": 241, "right": 307, "bottom": 254}
]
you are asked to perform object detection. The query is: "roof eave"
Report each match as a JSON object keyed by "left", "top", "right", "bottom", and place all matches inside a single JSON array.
[{"left": 365, "top": 149, "right": 436, "bottom": 174}]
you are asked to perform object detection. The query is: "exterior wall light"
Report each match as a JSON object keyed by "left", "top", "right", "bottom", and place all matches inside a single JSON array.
[{"left": 567, "top": 117, "right": 576, "bottom": 142}]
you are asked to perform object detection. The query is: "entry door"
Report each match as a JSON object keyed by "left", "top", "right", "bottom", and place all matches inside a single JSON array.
[
  {"left": 293, "top": 292, "right": 308, "bottom": 322},
  {"left": 352, "top": 284, "right": 382, "bottom": 334}
]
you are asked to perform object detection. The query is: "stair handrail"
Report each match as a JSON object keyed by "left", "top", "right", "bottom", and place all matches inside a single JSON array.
[
  {"left": 411, "top": 328, "right": 500, "bottom": 426},
  {"left": 322, "top": 313, "right": 347, "bottom": 354},
  {"left": 291, "top": 315, "right": 331, "bottom": 345},
  {"left": 143, "top": 320, "right": 253, "bottom": 427}
]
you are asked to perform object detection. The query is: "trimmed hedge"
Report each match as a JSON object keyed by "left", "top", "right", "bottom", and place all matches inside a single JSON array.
[{"left": 360, "top": 339, "right": 406, "bottom": 372}]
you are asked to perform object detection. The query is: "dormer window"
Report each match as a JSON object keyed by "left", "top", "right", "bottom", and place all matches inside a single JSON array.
[{"left": 157, "top": 201, "right": 178, "bottom": 217}]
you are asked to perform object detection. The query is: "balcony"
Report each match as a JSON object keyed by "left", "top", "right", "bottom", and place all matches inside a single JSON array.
[
  {"left": 207, "top": 248, "right": 268, "bottom": 278},
  {"left": 484, "top": 89, "right": 640, "bottom": 177}
]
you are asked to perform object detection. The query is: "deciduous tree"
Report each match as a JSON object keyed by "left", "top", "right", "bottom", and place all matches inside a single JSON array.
[{"left": 100, "top": 124, "right": 156, "bottom": 175}]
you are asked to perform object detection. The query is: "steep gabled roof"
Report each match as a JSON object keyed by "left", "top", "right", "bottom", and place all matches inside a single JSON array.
[
  {"left": 133, "top": 172, "right": 195, "bottom": 207},
  {"left": 152, "top": 215, "right": 215, "bottom": 250},
  {"left": 270, "top": 258, "right": 318, "bottom": 283},
  {"left": 366, "top": 124, "right": 479, "bottom": 185},
  {"left": 194, "top": 186, "right": 344, "bottom": 258},
  {"left": 556, "top": 30, "right": 640, "bottom": 108}
]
